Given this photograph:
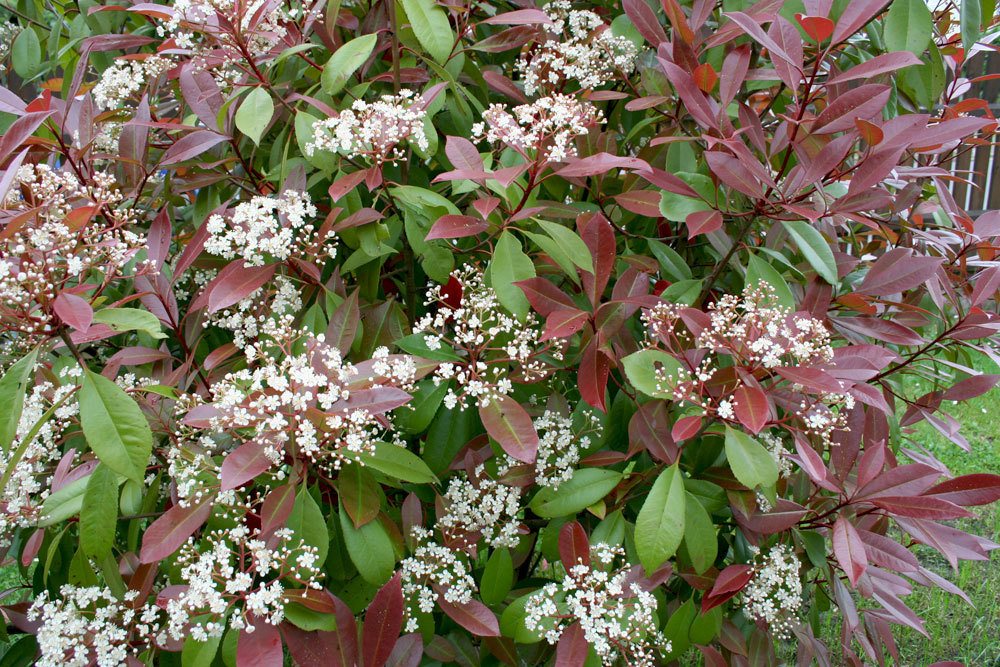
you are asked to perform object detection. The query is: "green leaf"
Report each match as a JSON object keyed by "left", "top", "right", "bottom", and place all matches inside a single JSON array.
[
  {"left": 499, "top": 594, "right": 547, "bottom": 643},
  {"left": 80, "top": 464, "right": 119, "bottom": 558},
  {"left": 79, "top": 370, "right": 152, "bottom": 483},
  {"left": 883, "top": 0, "right": 933, "bottom": 55},
  {"left": 288, "top": 487, "right": 330, "bottom": 567},
  {"left": 394, "top": 332, "right": 462, "bottom": 362},
  {"left": 356, "top": 442, "right": 437, "bottom": 484},
  {"left": 284, "top": 602, "right": 338, "bottom": 631},
  {"left": 635, "top": 464, "right": 686, "bottom": 573},
  {"left": 648, "top": 240, "right": 692, "bottom": 281},
  {"left": 0, "top": 349, "right": 38, "bottom": 450},
  {"left": 234, "top": 87, "right": 274, "bottom": 146},
  {"left": 12, "top": 29, "right": 42, "bottom": 79},
  {"left": 529, "top": 469, "right": 622, "bottom": 518},
  {"left": 399, "top": 0, "right": 454, "bottom": 64},
  {"left": 480, "top": 548, "right": 513, "bottom": 606},
  {"left": 339, "top": 505, "right": 395, "bottom": 585},
  {"left": 681, "top": 491, "right": 717, "bottom": 575},
  {"left": 321, "top": 33, "right": 377, "bottom": 95},
  {"left": 92, "top": 308, "right": 166, "bottom": 339},
  {"left": 182, "top": 634, "right": 222, "bottom": 667},
  {"left": 960, "top": 0, "right": 982, "bottom": 52},
  {"left": 781, "top": 221, "right": 838, "bottom": 285},
  {"left": 724, "top": 426, "right": 778, "bottom": 490},
  {"left": 658, "top": 173, "right": 714, "bottom": 222},
  {"left": 488, "top": 231, "right": 536, "bottom": 319},
  {"left": 536, "top": 220, "right": 594, "bottom": 274},
  {"left": 39, "top": 474, "right": 90, "bottom": 526},
  {"left": 745, "top": 252, "right": 794, "bottom": 308},
  {"left": 621, "top": 349, "right": 683, "bottom": 399},
  {"left": 522, "top": 230, "right": 581, "bottom": 285}
]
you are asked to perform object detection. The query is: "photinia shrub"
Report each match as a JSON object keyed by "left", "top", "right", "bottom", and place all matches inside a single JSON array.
[{"left": 1, "top": 0, "right": 1000, "bottom": 664}]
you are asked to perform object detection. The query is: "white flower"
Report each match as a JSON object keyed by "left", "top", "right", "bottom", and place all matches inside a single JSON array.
[
  {"left": 437, "top": 465, "right": 522, "bottom": 549},
  {"left": 473, "top": 95, "right": 602, "bottom": 162},
  {"left": 92, "top": 56, "right": 172, "bottom": 110},
  {"left": 518, "top": 0, "right": 637, "bottom": 95},
  {"left": 399, "top": 527, "right": 478, "bottom": 632},
  {"left": 741, "top": 544, "right": 803, "bottom": 639},
  {"left": 307, "top": 90, "right": 428, "bottom": 163}
]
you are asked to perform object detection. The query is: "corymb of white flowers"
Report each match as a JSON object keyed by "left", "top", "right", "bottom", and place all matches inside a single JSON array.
[
  {"left": 399, "top": 527, "right": 478, "bottom": 632},
  {"left": 414, "top": 267, "right": 552, "bottom": 410},
  {"left": 204, "top": 190, "right": 328, "bottom": 267},
  {"left": 307, "top": 90, "right": 429, "bottom": 163},
  {"left": 473, "top": 94, "right": 603, "bottom": 162},
  {"left": 519, "top": 0, "right": 638, "bottom": 95},
  {"left": 525, "top": 543, "right": 672, "bottom": 666},
  {"left": 742, "top": 544, "right": 804, "bottom": 639}
]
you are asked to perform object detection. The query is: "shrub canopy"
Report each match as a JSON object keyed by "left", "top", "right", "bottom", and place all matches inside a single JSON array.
[{"left": 1, "top": 0, "right": 999, "bottom": 664}]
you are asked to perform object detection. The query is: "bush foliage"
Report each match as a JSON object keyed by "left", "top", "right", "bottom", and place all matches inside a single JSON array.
[{"left": 1, "top": 0, "right": 1000, "bottom": 664}]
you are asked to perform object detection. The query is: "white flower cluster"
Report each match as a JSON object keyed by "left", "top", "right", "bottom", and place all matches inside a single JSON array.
[
  {"left": 742, "top": 544, "right": 803, "bottom": 639},
  {"left": 473, "top": 94, "right": 603, "bottom": 162},
  {"left": 205, "top": 274, "right": 302, "bottom": 349},
  {"left": 519, "top": 0, "right": 637, "bottom": 95},
  {"left": 307, "top": 90, "right": 429, "bottom": 163},
  {"left": 525, "top": 543, "right": 671, "bottom": 666},
  {"left": 414, "top": 268, "right": 552, "bottom": 410},
  {"left": 164, "top": 525, "right": 323, "bottom": 641},
  {"left": 501, "top": 409, "right": 599, "bottom": 489},
  {"left": 0, "top": 374, "right": 78, "bottom": 547},
  {"left": 92, "top": 56, "right": 173, "bottom": 110},
  {"left": 204, "top": 190, "right": 329, "bottom": 267},
  {"left": 399, "top": 527, "right": 478, "bottom": 632},
  {"left": 760, "top": 431, "right": 792, "bottom": 478},
  {"left": 437, "top": 465, "right": 522, "bottom": 548},
  {"left": 28, "top": 586, "right": 162, "bottom": 667},
  {"left": 175, "top": 329, "right": 413, "bottom": 492},
  {"left": 157, "top": 0, "right": 290, "bottom": 58},
  {"left": 0, "top": 165, "right": 145, "bottom": 338}
]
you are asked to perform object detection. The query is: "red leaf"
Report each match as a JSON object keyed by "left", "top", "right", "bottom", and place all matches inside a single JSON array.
[
  {"left": 558, "top": 522, "right": 590, "bottom": 569},
  {"left": 685, "top": 209, "right": 723, "bottom": 239},
  {"left": 386, "top": 634, "right": 423, "bottom": 667},
  {"left": 479, "top": 396, "right": 538, "bottom": 463},
  {"left": 692, "top": 63, "right": 718, "bottom": 93},
  {"left": 220, "top": 440, "right": 272, "bottom": 491},
  {"left": 0, "top": 111, "right": 54, "bottom": 165},
  {"left": 480, "top": 9, "right": 552, "bottom": 25},
  {"left": 813, "top": 84, "right": 890, "bottom": 134},
  {"left": 732, "top": 385, "right": 769, "bottom": 434},
  {"left": 444, "top": 135, "right": 485, "bottom": 172},
  {"left": 437, "top": 598, "right": 500, "bottom": 637},
  {"left": 925, "top": 473, "right": 1000, "bottom": 506},
  {"left": 578, "top": 213, "right": 616, "bottom": 308},
  {"left": 629, "top": 401, "right": 678, "bottom": 463},
  {"left": 828, "top": 52, "right": 922, "bottom": 85},
  {"left": 206, "top": 261, "right": 276, "bottom": 313},
  {"left": 160, "top": 129, "right": 228, "bottom": 165},
  {"left": 774, "top": 366, "right": 845, "bottom": 393},
  {"left": 622, "top": 0, "right": 667, "bottom": 45},
  {"left": 53, "top": 293, "right": 94, "bottom": 333},
  {"left": 833, "top": 516, "right": 868, "bottom": 587},
  {"left": 426, "top": 214, "right": 488, "bottom": 240},
  {"left": 854, "top": 118, "right": 884, "bottom": 146},
  {"left": 671, "top": 415, "right": 702, "bottom": 442},
  {"left": 540, "top": 308, "right": 589, "bottom": 342},
  {"left": 329, "top": 170, "right": 368, "bottom": 201},
  {"left": 701, "top": 564, "right": 754, "bottom": 613},
  {"left": 870, "top": 496, "right": 971, "bottom": 520},
  {"left": 578, "top": 341, "right": 611, "bottom": 413},
  {"left": 613, "top": 190, "right": 662, "bottom": 217},
  {"left": 554, "top": 622, "right": 589, "bottom": 667},
  {"left": 514, "top": 277, "right": 577, "bottom": 317},
  {"left": 556, "top": 152, "right": 650, "bottom": 178},
  {"left": 941, "top": 374, "right": 1000, "bottom": 401},
  {"left": 140, "top": 494, "right": 214, "bottom": 563},
  {"left": 363, "top": 573, "right": 404, "bottom": 667},
  {"left": 326, "top": 289, "right": 361, "bottom": 354},
  {"left": 794, "top": 14, "right": 834, "bottom": 42},
  {"left": 705, "top": 151, "right": 762, "bottom": 197},
  {"left": 237, "top": 619, "right": 283, "bottom": 667}
]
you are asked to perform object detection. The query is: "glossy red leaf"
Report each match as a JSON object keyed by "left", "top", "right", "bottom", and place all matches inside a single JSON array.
[
  {"left": 540, "top": 308, "right": 589, "bottom": 342},
  {"left": 426, "top": 214, "right": 488, "bottom": 240},
  {"left": 833, "top": 515, "right": 867, "bottom": 587},
  {"left": 220, "top": 440, "right": 273, "bottom": 491},
  {"left": 870, "top": 495, "right": 972, "bottom": 520},
  {"left": 794, "top": 13, "right": 834, "bottom": 42},
  {"left": 578, "top": 341, "right": 611, "bottom": 413},
  {"left": 514, "top": 277, "right": 577, "bottom": 317},
  {"left": 386, "top": 634, "right": 423, "bottom": 667},
  {"left": 437, "top": 598, "right": 501, "bottom": 637},
  {"left": 622, "top": 0, "right": 667, "bottom": 45},
  {"left": 53, "top": 293, "right": 94, "bottom": 333},
  {"left": 557, "top": 152, "right": 650, "bottom": 178},
  {"left": 692, "top": 63, "right": 718, "bottom": 93},
  {"left": 205, "top": 260, "right": 276, "bottom": 313},
  {"left": 813, "top": 84, "right": 890, "bottom": 134},
  {"left": 558, "top": 522, "right": 590, "bottom": 569},
  {"left": 685, "top": 209, "right": 723, "bottom": 239},
  {"left": 554, "top": 622, "right": 589, "bottom": 667},
  {"left": 237, "top": 619, "right": 283, "bottom": 667},
  {"left": 481, "top": 9, "right": 552, "bottom": 25},
  {"left": 363, "top": 573, "right": 404, "bottom": 667},
  {"left": 671, "top": 415, "right": 702, "bottom": 443},
  {"left": 701, "top": 564, "right": 754, "bottom": 613},
  {"left": 828, "top": 51, "right": 922, "bottom": 85},
  {"left": 160, "top": 129, "right": 228, "bottom": 165},
  {"left": 732, "top": 385, "right": 769, "bottom": 434},
  {"left": 140, "top": 494, "right": 214, "bottom": 563},
  {"left": 479, "top": 395, "right": 538, "bottom": 463},
  {"left": 924, "top": 474, "right": 1000, "bottom": 506}
]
